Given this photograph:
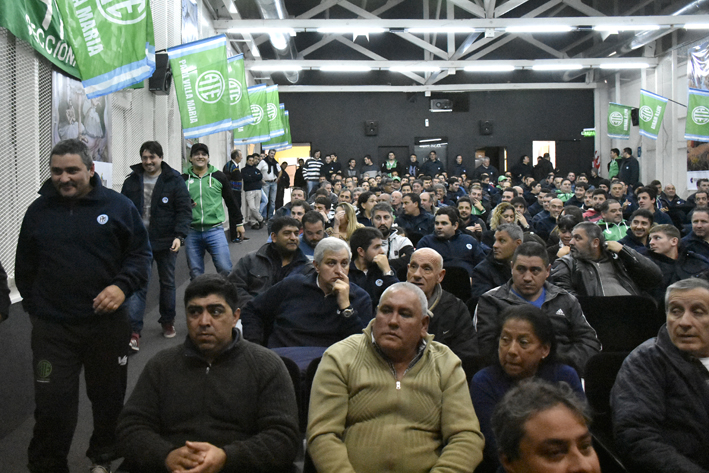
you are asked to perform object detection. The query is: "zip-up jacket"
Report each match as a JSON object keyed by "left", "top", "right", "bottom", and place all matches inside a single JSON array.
[
  {"left": 551, "top": 245, "right": 662, "bottom": 297},
  {"left": 121, "top": 162, "right": 192, "bottom": 252},
  {"left": 241, "top": 164, "right": 263, "bottom": 192},
  {"left": 15, "top": 176, "right": 152, "bottom": 322},
  {"left": 183, "top": 165, "right": 241, "bottom": 229},
  {"left": 597, "top": 219, "right": 630, "bottom": 242},
  {"left": 647, "top": 248, "right": 709, "bottom": 304},
  {"left": 418, "top": 230, "right": 486, "bottom": 277},
  {"left": 681, "top": 231, "right": 709, "bottom": 260}
]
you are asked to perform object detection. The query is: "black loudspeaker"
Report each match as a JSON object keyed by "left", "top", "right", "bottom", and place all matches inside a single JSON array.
[
  {"left": 631, "top": 108, "right": 639, "bottom": 126},
  {"left": 149, "top": 53, "right": 172, "bottom": 95},
  {"left": 479, "top": 120, "right": 493, "bottom": 135},
  {"left": 365, "top": 120, "right": 378, "bottom": 136}
]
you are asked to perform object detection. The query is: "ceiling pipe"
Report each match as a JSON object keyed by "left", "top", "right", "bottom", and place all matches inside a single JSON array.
[
  {"left": 562, "top": 0, "right": 709, "bottom": 82},
  {"left": 254, "top": 0, "right": 300, "bottom": 83}
]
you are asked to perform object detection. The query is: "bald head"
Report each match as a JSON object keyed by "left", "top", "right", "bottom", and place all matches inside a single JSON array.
[
  {"left": 407, "top": 248, "right": 445, "bottom": 298},
  {"left": 549, "top": 198, "right": 564, "bottom": 219}
]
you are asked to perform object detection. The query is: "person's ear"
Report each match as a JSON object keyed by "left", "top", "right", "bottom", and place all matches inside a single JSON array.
[{"left": 232, "top": 308, "right": 241, "bottom": 326}]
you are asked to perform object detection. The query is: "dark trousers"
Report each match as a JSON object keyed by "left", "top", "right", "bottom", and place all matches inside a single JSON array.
[
  {"left": 228, "top": 189, "right": 242, "bottom": 240},
  {"left": 28, "top": 312, "right": 130, "bottom": 473},
  {"left": 127, "top": 248, "right": 177, "bottom": 333}
]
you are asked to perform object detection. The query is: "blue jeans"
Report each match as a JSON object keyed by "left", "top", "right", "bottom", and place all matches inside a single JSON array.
[
  {"left": 262, "top": 180, "right": 278, "bottom": 220},
  {"left": 126, "top": 249, "right": 177, "bottom": 334},
  {"left": 185, "top": 226, "right": 233, "bottom": 280},
  {"left": 259, "top": 188, "right": 268, "bottom": 220},
  {"left": 307, "top": 180, "right": 319, "bottom": 195}
]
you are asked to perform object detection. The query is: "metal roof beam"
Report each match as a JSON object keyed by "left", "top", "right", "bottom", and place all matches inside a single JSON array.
[{"left": 277, "top": 82, "right": 597, "bottom": 92}]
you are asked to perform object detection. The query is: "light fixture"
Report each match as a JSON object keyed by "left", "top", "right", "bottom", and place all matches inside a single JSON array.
[
  {"left": 505, "top": 25, "right": 573, "bottom": 33},
  {"left": 464, "top": 64, "right": 515, "bottom": 72},
  {"left": 684, "top": 23, "right": 709, "bottom": 29},
  {"left": 593, "top": 24, "right": 660, "bottom": 32},
  {"left": 250, "top": 64, "right": 303, "bottom": 72},
  {"left": 320, "top": 65, "right": 372, "bottom": 72},
  {"left": 419, "top": 138, "right": 442, "bottom": 143},
  {"left": 390, "top": 65, "right": 441, "bottom": 73},
  {"left": 532, "top": 63, "right": 584, "bottom": 71},
  {"left": 228, "top": 27, "right": 296, "bottom": 36},
  {"left": 599, "top": 63, "right": 650, "bottom": 69},
  {"left": 406, "top": 27, "right": 477, "bottom": 34},
  {"left": 317, "top": 27, "right": 386, "bottom": 34}
]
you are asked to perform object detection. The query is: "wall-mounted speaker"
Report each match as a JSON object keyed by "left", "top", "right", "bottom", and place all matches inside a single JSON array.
[
  {"left": 479, "top": 120, "right": 493, "bottom": 135},
  {"left": 149, "top": 53, "right": 172, "bottom": 95},
  {"left": 631, "top": 108, "right": 639, "bottom": 126},
  {"left": 365, "top": 120, "right": 378, "bottom": 136}
]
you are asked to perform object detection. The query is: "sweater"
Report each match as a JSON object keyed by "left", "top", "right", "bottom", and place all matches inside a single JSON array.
[
  {"left": 116, "top": 332, "right": 300, "bottom": 473},
  {"left": 307, "top": 321, "right": 484, "bottom": 473}
]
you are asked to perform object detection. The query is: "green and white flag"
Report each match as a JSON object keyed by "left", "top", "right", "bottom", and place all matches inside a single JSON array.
[
  {"left": 262, "top": 104, "right": 290, "bottom": 150},
  {"left": 226, "top": 54, "right": 254, "bottom": 128},
  {"left": 685, "top": 88, "right": 709, "bottom": 141},
  {"left": 276, "top": 109, "right": 292, "bottom": 150},
  {"left": 265, "top": 85, "right": 285, "bottom": 138},
  {"left": 607, "top": 103, "right": 632, "bottom": 140},
  {"left": 0, "top": 0, "right": 81, "bottom": 78},
  {"left": 638, "top": 89, "right": 668, "bottom": 140},
  {"left": 233, "top": 84, "right": 271, "bottom": 144},
  {"left": 55, "top": 0, "right": 155, "bottom": 98},
  {"left": 168, "top": 35, "right": 233, "bottom": 139}
]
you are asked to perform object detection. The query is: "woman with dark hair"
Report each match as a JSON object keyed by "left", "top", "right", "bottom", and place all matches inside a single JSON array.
[
  {"left": 356, "top": 191, "right": 377, "bottom": 227},
  {"left": 470, "top": 305, "right": 584, "bottom": 473}
]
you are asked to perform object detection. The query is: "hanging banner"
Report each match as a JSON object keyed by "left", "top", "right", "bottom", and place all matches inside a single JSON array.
[
  {"left": 277, "top": 110, "right": 292, "bottom": 150},
  {"left": 0, "top": 0, "right": 81, "bottom": 78},
  {"left": 638, "top": 89, "right": 668, "bottom": 140},
  {"left": 262, "top": 104, "right": 290, "bottom": 150},
  {"left": 685, "top": 88, "right": 709, "bottom": 142},
  {"left": 607, "top": 102, "right": 632, "bottom": 140},
  {"left": 168, "top": 35, "right": 232, "bottom": 139},
  {"left": 226, "top": 54, "right": 254, "bottom": 128},
  {"left": 233, "top": 84, "right": 270, "bottom": 144},
  {"left": 55, "top": 0, "right": 155, "bottom": 98},
  {"left": 265, "top": 85, "right": 285, "bottom": 138}
]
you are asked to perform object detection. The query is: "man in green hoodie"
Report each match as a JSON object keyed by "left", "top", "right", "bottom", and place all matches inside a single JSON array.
[
  {"left": 597, "top": 199, "right": 629, "bottom": 242},
  {"left": 183, "top": 143, "right": 243, "bottom": 280}
]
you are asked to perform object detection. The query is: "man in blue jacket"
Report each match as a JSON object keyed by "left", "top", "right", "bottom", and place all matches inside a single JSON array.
[
  {"left": 121, "top": 141, "right": 192, "bottom": 350},
  {"left": 15, "top": 139, "right": 152, "bottom": 473}
]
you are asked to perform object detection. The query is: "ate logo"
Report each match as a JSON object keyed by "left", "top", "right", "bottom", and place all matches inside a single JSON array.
[
  {"left": 608, "top": 111, "right": 623, "bottom": 127},
  {"left": 250, "top": 104, "right": 264, "bottom": 124},
  {"left": 267, "top": 103, "right": 278, "bottom": 121},
  {"left": 196, "top": 70, "right": 225, "bottom": 104},
  {"left": 229, "top": 78, "right": 242, "bottom": 105},
  {"left": 639, "top": 105, "right": 654, "bottom": 122},
  {"left": 692, "top": 106, "right": 709, "bottom": 126},
  {"left": 96, "top": 0, "right": 147, "bottom": 25}
]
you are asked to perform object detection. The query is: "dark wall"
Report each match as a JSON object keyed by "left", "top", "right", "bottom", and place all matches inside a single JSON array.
[{"left": 281, "top": 89, "right": 595, "bottom": 177}]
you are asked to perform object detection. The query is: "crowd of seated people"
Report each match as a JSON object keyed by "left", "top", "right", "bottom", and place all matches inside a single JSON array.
[{"left": 112, "top": 148, "right": 709, "bottom": 473}]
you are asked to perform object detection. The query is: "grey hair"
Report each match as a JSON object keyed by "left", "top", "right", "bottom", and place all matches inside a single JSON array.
[
  {"left": 51, "top": 139, "right": 92, "bottom": 169},
  {"left": 313, "top": 237, "right": 351, "bottom": 265},
  {"left": 379, "top": 282, "right": 428, "bottom": 316},
  {"left": 665, "top": 278, "right": 709, "bottom": 310},
  {"left": 496, "top": 223, "right": 523, "bottom": 241},
  {"left": 574, "top": 221, "right": 605, "bottom": 247},
  {"left": 492, "top": 379, "right": 591, "bottom": 463}
]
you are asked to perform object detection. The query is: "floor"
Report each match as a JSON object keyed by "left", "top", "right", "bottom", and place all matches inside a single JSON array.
[{"left": 0, "top": 225, "right": 268, "bottom": 472}]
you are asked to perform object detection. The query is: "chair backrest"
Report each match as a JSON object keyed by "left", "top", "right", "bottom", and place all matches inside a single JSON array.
[
  {"left": 441, "top": 265, "right": 472, "bottom": 302},
  {"left": 576, "top": 295, "right": 661, "bottom": 352},
  {"left": 584, "top": 351, "right": 630, "bottom": 446},
  {"left": 279, "top": 356, "right": 303, "bottom": 429}
]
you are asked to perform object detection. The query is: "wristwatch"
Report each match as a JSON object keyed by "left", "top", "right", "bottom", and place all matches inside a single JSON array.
[{"left": 338, "top": 306, "right": 355, "bottom": 318}]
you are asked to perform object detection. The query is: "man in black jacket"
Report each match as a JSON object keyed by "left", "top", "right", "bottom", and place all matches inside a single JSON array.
[
  {"left": 471, "top": 224, "right": 522, "bottom": 298},
  {"left": 121, "top": 141, "right": 192, "bottom": 348},
  {"left": 348, "top": 227, "right": 399, "bottom": 310}
]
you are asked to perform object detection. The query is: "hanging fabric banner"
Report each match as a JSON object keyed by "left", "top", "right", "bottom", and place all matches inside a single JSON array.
[
  {"left": 638, "top": 89, "right": 668, "bottom": 140},
  {"left": 226, "top": 54, "right": 254, "bottom": 128},
  {"left": 276, "top": 109, "right": 292, "bottom": 150},
  {"left": 262, "top": 104, "right": 290, "bottom": 150},
  {"left": 168, "top": 35, "right": 233, "bottom": 139},
  {"left": 55, "top": 0, "right": 155, "bottom": 98},
  {"left": 265, "top": 85, "right": 285, "bottom": 138},
  {"left": 233, "top": 84, "right": 271, "bottom": 144},
  {"left": 685, "top": 88, "right": 709, "bottom": 141},
  {"left": 0, "top": 0, "right": 81, "bottom": 78},
  {"left": 607, "top": 102, "right": 633, "bottom": 140}
]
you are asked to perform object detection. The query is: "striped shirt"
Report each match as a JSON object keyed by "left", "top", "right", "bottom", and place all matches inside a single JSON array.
[{"left": 304, "top": 158, "right": 323, "bottom": 181}]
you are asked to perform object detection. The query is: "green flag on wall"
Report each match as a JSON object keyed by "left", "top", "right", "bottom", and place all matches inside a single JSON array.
[
  {"left": 55, "top": 0, "right": 155, "bottom": 98},
  {"left": 638, "top": 89, "right": 668, "bottom": 140},
  {"left": 168, "top": 35, "right": 233, "bottom": 139},
  {"left": 234, "top": 84, "right": 271, "bottom": 144},
  {"left": 226, "top": 54, "right": 254, "bottom": 128},
  {"left": 265, "top": 85, "right": 285, "bottom": 138},
  {"left": 607, "top": 102, "right": 632, "bottom": 140},
  {"left": 262, "top": 104, "right": 290, "bottom": 150},
  {"left": 0, "top": 0, "right": 81, "bottom": 78},
  {"left": 685, "top": 87, "right": 709, "bottom": 142}
]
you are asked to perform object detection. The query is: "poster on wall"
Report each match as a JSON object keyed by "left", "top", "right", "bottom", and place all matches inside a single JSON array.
[
  {"left": 687, "top": 41, "right": 709, "bottom": 189},
  {"left": 52, "top": 71, "right": 112, "bottom": 187}
]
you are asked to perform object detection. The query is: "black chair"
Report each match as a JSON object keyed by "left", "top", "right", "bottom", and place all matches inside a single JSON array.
[
  {"left": 441, "top": 265, "right": 472, "bottom": 302},
  {"left": 576, "top": 296, "right": 661, "bottom": 352},
  {"left": 466, "top": 296, "right": 479, "bottom": 321},
  {"left": 279, "top": 356, "right": 304, "bottom": 430}
]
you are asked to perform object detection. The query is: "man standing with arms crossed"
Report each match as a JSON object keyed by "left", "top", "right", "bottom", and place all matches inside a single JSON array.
[
  {"left": 223, "top": 149, "right": 248, "bottom": 243},
  {"left": 15, "top": 139, "right": 152, "bottom": 473}
]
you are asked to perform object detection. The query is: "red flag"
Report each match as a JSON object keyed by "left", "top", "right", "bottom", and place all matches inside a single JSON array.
[{"left": 592, "top": 151, "right": 601, "bottom": 171}]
